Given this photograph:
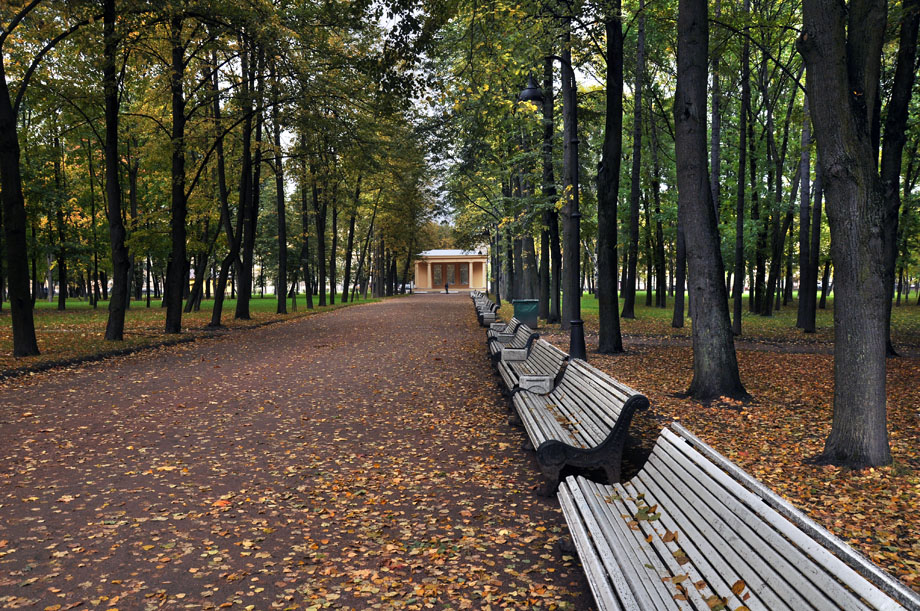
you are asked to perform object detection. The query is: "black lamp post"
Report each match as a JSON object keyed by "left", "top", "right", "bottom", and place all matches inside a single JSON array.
[{"left": 520, "top": 64, "right": 586, "bottom": 360}]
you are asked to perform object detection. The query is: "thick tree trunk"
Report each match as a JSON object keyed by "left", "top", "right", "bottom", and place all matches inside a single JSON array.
[
  {"left": 164, "top": 16, "right": 187, "bottom": 334},
  {"left": 676, "top": 0, "right": 747, "bottom": 401},
  {"left": 0, "top": 52, "right": 39, "bottom": 354},
  {"left": 596, "top": 3, "right": 624, "bottom": 353},
  {"left": 798, "top": 0, "right": 891, "bottom": 467},
  {"left": 621, "top": 0, "right": 645, "bottom": 320},
  {"left": 103, "top": 0, "right": 130, "bottom": 339}
]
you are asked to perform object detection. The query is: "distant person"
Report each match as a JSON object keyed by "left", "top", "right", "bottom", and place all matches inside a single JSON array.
[{"left": 444, "top": 282, "right": 449, "bottom": 294}]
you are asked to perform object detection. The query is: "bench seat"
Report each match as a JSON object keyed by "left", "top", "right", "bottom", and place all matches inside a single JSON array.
[
  {"left": 513, "top": 359, "right": 648, "bottom": 485},
  {"left": 558, "top": 424, "right": 920, "bottom": 611}
]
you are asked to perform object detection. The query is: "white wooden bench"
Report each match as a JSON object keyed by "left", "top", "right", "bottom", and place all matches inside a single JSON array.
[
  {"left": 512, "top": 359, "right": 649, "bottom": 487},
  {"left": 488, "top": 323, "right": 538, "bottom": 363},
  {"left": 497, "top": 338, "right": 569, "bottom": 395},
  {"left": 487, "top": 317, "right": 523, "bottom": 342},
  {"left": 557, "top": 423, "right": 920, "bottom": 611},
  {"left": 475, "top": 298, "right": 499, "bottom": 326}
]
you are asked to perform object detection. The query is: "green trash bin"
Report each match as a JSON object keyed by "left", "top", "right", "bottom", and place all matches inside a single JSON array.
[{"left": 512, "top": 299, "right": 539, "bottom": 329}]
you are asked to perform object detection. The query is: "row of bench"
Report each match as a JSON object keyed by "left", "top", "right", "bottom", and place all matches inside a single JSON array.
[{"left": 470, "top": 293, "right": 920, "bottom": 611}]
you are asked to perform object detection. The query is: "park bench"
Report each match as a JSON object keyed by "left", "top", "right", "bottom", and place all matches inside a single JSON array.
[
  {"left": 512, "top": 359, "right": 649, "bottom": 487},
  {"left": 488, "top": 322, "right": 538, "bottom": 363},
  {"left": 496, "top": 338, "right": 569, "bottom": 396},
  {"left": 486, "top": 317, "right": 523, "bottom": 342},
  {"left": 557, "top": 423, "right": 920, "bottom": 611},
  {"left": 474, "top": 297, "right": 499, "bottom": 326}
]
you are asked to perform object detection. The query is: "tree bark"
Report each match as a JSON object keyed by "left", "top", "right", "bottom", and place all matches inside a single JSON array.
[
  {"left": 597, "top": 3, "right": 624, "bottom": 353},
  {"left": 164, "top": 15, "right": 187, "bottom": 334},
  {"left": 103, "top": 0, "right": 130, "bottom": 339},
  {"left": 798, "top": 0, "right": 891, "bottom": 467},
  {"left": 797, "top": 98, "right": 814, "bottom": 329},
  {"left": 676, "top": 0, "right": 747, "bottom": 401}
]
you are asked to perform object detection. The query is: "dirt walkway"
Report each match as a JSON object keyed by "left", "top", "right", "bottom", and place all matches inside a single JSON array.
[{"left": 0, "top": 294, "right": 592, "bottom": 610}]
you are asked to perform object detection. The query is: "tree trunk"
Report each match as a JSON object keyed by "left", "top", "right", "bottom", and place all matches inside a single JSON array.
[
  {"left": 676, "top": 0, "right": 747, "bottom": 401},
  {"left": 596, "top": 3, "right": 624, "bottom": 353},
  {"left": 671, "top": 221, "right": 686, "bottom": 328},
  {"left": 797, "top": 98, "right": 814, "bottom": 328},
  {"left": 272, "top": 66, "right": 287, "bottom": 315},
  {"left": 209, "top": 45, "right": 246, "bottom": 328},
  {"left": 648, "top": 94, "right": 666, "bottom": 309},
  {"left": 560, "top": 19, "right": 581, "bottom": 331},
  {"left": 103, "top": 0, "right": 130, "bottom": 339},
  {"left": 621, "top": 0, "right": 645, "bottom": 320},
  {"left": 798, "top": 0, "right": 891, "bottom": 467},
  {"left": 164, "top": 16, "right": 187, "bottom": 334},
  {"left": 236, "top": 47, "right": 265, "bottom": 320},
  {"left": 312, "top": 166, "right": 327, "bottom": 307},
  {"left": 0, "top": 47, "right": 39, "bottom": 354},
  {"left": 819, "top": 260, "right": 831, "bottom": 308},
  {"left": 732, "top": 3, "right": 750, "bottom": 335},
  {"left": 53, "top": 135, "right": 67, "bottom": 311},
  {"left": 329, "top": 187, "right": 338, "bottom": 304},
  {"left": 341, "top": 179, "right": 360, "bottom": 303},
  {"left": 710, "top": 0, "right": 722, "bottom": 222},
  {"left": 880, "top": 0, "right": 920, "bottom": 355},
  {"left": 300, "top": 164, "right": 314, "bottom": 309}
]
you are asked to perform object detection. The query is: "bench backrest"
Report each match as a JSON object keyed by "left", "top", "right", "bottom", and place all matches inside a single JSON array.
[
  {"left": 510, "top": 323, "right": 536, "bottom": 348},
  {"left": 518, "top": 339, "right": 568, "bottom": 374},
  {"left": 629, "top": 425, "right": 920, "bottom": 610},
  {"left": 556, "top": 359, "right": 641, "bottom": 415}
]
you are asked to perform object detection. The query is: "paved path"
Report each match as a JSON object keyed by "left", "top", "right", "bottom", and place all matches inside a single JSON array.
[{"left": 0, "top": 294, "right": 592, "bottom": 610}]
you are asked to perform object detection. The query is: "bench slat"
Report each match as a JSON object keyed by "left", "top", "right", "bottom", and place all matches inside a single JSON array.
[
  {"left": 578, "top": 478, "right": 698, "bottom": 611},
  {"left": 638, "top": 459, "right": 808, "bottom": 609},
  {"left": 662, "top": 428, "right": 910, "bottom": 611},
  {"left": 558, "top": 480, "right": 635, "bottom": 611}
]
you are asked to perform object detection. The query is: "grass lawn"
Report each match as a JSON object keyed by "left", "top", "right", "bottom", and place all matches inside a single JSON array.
[
  {"left": 0, "top": 294, "right": 379, "bottom": 373},
  {"left": 500, "top": 290, "right": 920, "bottom": 592}
]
